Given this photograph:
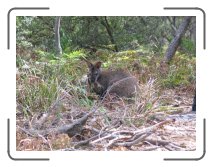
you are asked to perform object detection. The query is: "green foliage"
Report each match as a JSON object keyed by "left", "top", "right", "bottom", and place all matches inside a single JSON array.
[
  {"left": 16, "top": 16, "right": 196, "bottom": 55},
  {"left": 16, "top": 49, "right": 91, "bottom": 115},
  {"left": 17, "top": 16, "right": 55, "bottom": 51},
  {"left": 63, "top": 50, "right": 85, "bottom": 60},
  {"left": 78, "top": 97, "right": 94, "bottom": 107},
  {"left": 180, "top": 38, "right": 196, "bottom": 55},
  {"left": 17, "top": 76, "right": 59, "bottom": 114},
  {"left": 160, "top": 54, "right": 196, "bottom": 88},
  {"left": 161, "top": 65, "right": 189, "bottom": 87}
]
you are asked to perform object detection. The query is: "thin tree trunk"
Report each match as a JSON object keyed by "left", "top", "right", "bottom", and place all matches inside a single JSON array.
[
  {"left": 55, "top": 16, "right": 62, "bottom": 56},
  {"left": 164, "top": 16, "right": 192, "bottom": 62},
  {"left": 98, "top": 16, "right": 118, "bottom": 52}
]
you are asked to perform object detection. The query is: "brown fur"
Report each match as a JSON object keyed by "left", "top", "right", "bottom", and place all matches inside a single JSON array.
[{"left": 85, "top": 60, "right": 140, "bottom": 98}]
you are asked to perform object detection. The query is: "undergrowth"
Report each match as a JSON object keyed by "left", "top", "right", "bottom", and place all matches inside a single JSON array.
[
  {"left": 16, "top": 48, "right": 195, "bottom": 116},
  {"left": 16, "top": 48, "right": 195, "bottom": 150}
]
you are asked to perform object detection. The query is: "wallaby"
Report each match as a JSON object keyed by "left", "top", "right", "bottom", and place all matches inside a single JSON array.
[{"left": 85, "top": 60, "right": 140, "bottom": 98}]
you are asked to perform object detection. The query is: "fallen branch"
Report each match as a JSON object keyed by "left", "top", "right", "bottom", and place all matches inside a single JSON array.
[
  {"left": 90, "top": 119, "right": 174, "bottom": 148},
  {"left": 19, "top": 110, "right": 94, "bottom": 137},
  {"left": 113, "top": 132, "right": 152, "bottom": 147},
  {"left": 144, "top": 139, "right": 170, "bottom": 146}
]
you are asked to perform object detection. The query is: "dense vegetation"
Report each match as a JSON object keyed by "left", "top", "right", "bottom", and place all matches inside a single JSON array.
[
  {"left": 17, "top": 16, "right": 196, "bottom": 53},
  {"left": 16, "top": 16, "right": 196, "bottom": 151}
]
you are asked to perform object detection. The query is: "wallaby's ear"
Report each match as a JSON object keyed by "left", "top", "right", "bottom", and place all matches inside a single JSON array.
[{"left": 95, "top": 61, "right": 102, "bottom": 69}]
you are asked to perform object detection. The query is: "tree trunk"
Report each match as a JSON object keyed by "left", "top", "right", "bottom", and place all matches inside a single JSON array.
[
  {"left": 164, "top": 16, "right": 192, "bottom": 62},
  {"left": 98, "top": 17, "right": 118, "bottom": 52},
  {"left": 55, "top": 16, "right": 62, "bottom": 56}
]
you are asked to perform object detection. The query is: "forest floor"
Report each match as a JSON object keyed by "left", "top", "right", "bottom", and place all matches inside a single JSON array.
[
  {"left": 16, "top": 48, "right": 196, "bottom": 151},
  {"left": 16, "top": 86, "right": 195, "bottom": 151}
]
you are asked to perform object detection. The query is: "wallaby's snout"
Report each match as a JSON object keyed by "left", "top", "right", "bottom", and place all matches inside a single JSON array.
[{"left": 85, "top": 60, "right": 140, "bottom": 98}]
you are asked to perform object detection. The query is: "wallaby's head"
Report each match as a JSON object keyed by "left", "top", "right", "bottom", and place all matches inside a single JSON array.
[{"left": 85, "top": 61, "right": 102, "bottom": 84}]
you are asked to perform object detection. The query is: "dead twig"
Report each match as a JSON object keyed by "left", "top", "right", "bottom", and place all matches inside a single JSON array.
[
  {"left": 144, "top": 139, "right": 171, "bottom": 146},
  {"left": 113, "top": 132, "right": 152, "bottom": 147},
  {"left": 141, "top": 146, "right": 161, "bottom": 151}
]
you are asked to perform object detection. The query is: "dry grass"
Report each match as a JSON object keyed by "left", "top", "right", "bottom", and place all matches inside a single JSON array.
[{"left": 16, "top": 76, "right": 195, "bottom": 151}]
